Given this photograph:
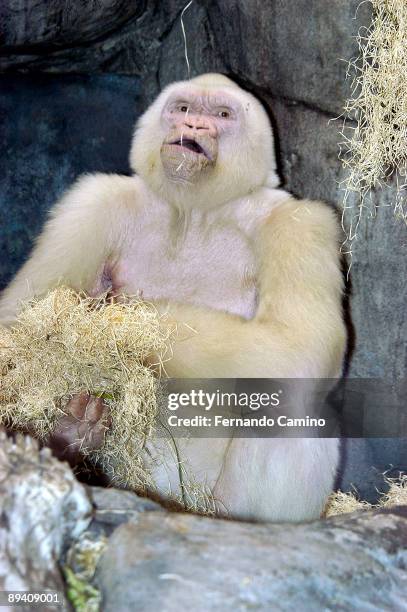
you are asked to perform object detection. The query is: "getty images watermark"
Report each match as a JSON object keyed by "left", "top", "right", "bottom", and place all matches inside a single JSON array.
[
  {"left": 158, "top": 378, "right": 407, "bottom": 438},
  {"left": 165, "top": 387, "right": 327, "bottom": 431}
]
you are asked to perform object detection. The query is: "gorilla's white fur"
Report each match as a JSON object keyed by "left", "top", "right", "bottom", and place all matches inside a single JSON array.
[{"left": 0, "top": 74, "right": 345, "bottom": 522}]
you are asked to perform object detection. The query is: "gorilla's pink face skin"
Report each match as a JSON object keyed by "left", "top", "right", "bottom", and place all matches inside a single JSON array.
[{"left": 160, "top": 88, "right": 243, "bottom": 183}]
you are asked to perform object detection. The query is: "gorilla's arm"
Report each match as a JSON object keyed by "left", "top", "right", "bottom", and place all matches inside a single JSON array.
[
  {"left": 158, "top": 199, "right": 346, "bottom": 378},
  {"left": 0, "top": 173, "right": 137, "bottom": 326}
]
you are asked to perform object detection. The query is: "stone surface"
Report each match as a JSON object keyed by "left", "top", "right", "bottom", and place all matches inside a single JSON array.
[
  {"left": 0, "top": 0, "right": 372, "bottom": 115},
  {"left": 0, "top": 432, "right": 92, "bottom": 610},
  {"left": 89, "top": 486, "right": 162, "bottom": 534},
  {"left": 206, "top": 0, "right": 372, "bottom": 116},
  {"left": 95, "top": 505, "right": 407, "bottom": 611},
  {"left": 340, "top": 438, "right": 407, "bottom": 505},
  {"left": 346, "top": 192, "right": 407, "bottom": 381},
  {"left": 0, "top": 1, "right": 187, "bottom": 103},
  {"left": 270, "top": 97, "right": 345, "bottom": 203},
  {"left": 0, "top": 73, "right": 140, "bottom": 290},
  {"left": 0, "top": 0, "right": 143, "bottom": 48},
  {"left": 0, "top": 446, "right": 404, "bottom": 612}
]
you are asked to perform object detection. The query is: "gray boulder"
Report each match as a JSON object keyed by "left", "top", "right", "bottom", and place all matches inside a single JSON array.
[{"left": 94, "top": 501, "right": 407, "bottom": 612}]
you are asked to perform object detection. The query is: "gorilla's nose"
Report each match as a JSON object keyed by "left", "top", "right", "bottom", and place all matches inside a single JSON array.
[{"left": 182, "top": 116, "right": 217, "bottom": 138}]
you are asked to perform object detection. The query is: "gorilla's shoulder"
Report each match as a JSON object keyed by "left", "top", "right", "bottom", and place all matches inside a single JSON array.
[
  {"left": 70, "top": 172, "right": 142, "bottom": 197},
  {"left": 51, "top": 172, "right": 145, "bottom": 218},
  {"left": 261, "top": 196, "right": 341, "bottom": 245}
]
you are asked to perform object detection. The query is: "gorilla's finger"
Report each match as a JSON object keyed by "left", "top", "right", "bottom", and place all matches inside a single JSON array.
[
  {"left": 66, "top": 392, "right": 91, "bottom": 420},
  {"left": 85, "top": 396, "right": 107, "bottom": 423}
]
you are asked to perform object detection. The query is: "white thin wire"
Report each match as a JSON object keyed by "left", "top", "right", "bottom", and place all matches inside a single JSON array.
[
  {"left": 176, "top": 2, "right": 194, "bottom": 174},
  {"left": 180, "top": 0, "right": 194, "bottom": 80}
]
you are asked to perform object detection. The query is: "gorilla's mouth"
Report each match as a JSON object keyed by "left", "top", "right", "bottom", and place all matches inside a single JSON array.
[{"left": 170, "top": 138, "right": 209, "bottom": 158}]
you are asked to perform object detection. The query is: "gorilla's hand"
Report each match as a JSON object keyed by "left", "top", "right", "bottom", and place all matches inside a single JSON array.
[{"left": 46, "top": 393, "right": 111, "bottom": 466}]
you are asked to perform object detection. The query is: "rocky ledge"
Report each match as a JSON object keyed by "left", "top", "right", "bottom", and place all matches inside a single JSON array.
[{"left": 0, "top": 433, "right": 405, "bottom": 611}]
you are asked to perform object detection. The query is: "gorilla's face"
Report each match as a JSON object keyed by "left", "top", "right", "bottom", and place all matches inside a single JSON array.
[{"left": 159, "top": 88, "right": 242, "bottom": 184}]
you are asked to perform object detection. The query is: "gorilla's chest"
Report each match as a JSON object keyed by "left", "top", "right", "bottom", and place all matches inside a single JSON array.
[{"left": 114, "top": 200, "right": 264, "bottom": 320}]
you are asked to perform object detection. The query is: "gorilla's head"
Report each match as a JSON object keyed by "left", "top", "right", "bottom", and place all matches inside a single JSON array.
[{"left": 130, "top": 73, "right": 279, "bottom": 210}]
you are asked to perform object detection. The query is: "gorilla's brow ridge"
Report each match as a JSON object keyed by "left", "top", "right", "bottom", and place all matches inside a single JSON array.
[{"left": 166, "top": 89, "right": 242, "bottom": 113}]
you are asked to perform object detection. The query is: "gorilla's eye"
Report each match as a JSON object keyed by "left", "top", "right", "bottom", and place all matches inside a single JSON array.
[
  {"left": 218, "top": 109, "right": 230, "bottom": 118},
  {"left": 179, "top": 105, "right": 189, "bottom": 113}
]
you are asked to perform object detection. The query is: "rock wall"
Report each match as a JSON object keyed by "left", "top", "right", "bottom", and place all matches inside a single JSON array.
[
  {"left": 1, "top": 435, "right": 406, "bottom": 611},
  {"left": 0, "top": 73, "right": 140, "bottom": 286},
  {"left": 0, "top": 0, "right": 406, "bottom": 498}
]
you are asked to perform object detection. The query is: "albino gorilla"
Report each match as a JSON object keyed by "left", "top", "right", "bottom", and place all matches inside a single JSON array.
[{"left": 0, "top": 74, "right": 346, "bottom": 522}]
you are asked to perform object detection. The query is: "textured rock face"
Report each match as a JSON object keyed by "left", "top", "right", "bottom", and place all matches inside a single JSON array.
[
  {"left": 0, "top": 73, "right": 140, "bottom": 288},
  {"left": 93, "top": 494, "right": 407, "bottom": 612},
  {"left": 0, "top": 437, "right": 405, "bottom": 612},
  {"left": 0, "top": 433, "right": 92, "bottom": 609},
  {"left": 0, "top": 0, "right": 406, "bottom": 500},
  {"left": 0, "top": 0, "right": 371, "bottom": 113},
  {"left": 0, "top": 1, "right": 143, "bottom": 48},
  {"left": 88, "top": 486, "right": 407, "bottom": 611}
]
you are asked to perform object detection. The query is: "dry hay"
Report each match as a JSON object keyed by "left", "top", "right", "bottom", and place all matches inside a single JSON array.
[
  {"left": 0, "top": 287, "right": 174, "bottom": 493},
  {"left": 324, "top": 489, "right": 372, "bottom": 517},
  {"left": 0, "top": 287, "right": 217, "bottom": 514},
  {"left": 339, "top": 0, "right": 407, "bottom": 259},
  {"left": 379, "top": 473, "right": 407, "bottom": 507},
  {"left": 325, "top": 474, "right": 407, "bottom": 517}
]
